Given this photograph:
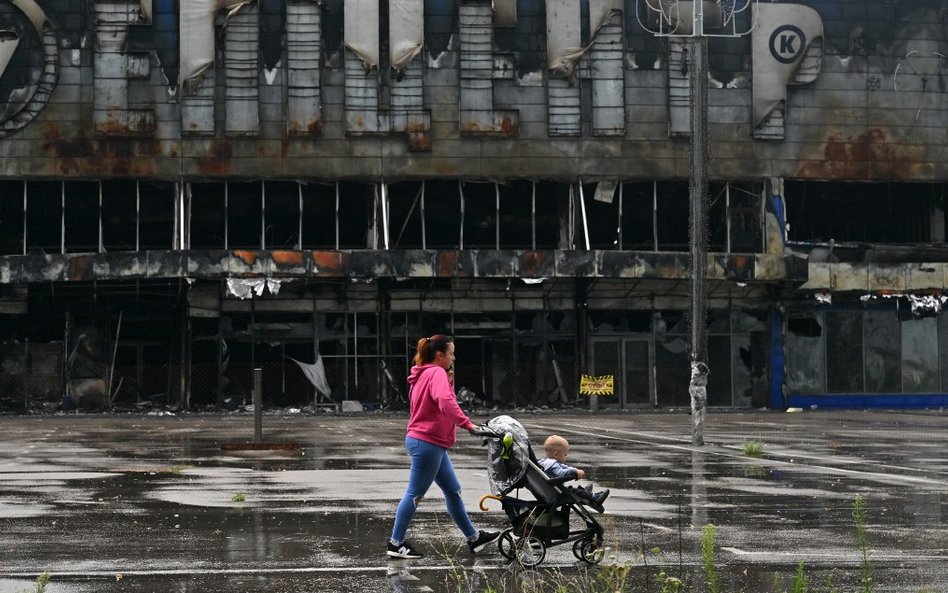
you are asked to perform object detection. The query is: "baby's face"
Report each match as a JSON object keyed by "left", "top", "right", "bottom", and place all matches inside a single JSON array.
[{"left": 556, "top": 445, "right": 570, "bottom": 461}]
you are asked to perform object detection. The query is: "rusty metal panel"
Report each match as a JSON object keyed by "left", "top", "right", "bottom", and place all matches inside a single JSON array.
[
  {"left": 311, "top": 251, "right": 350, "bottom": 276},
  {"left": 224, "top": 5, "right": 260, "bottom": 136},
  {"left": 391, "top": 60, "right": 431, "bottom": 152},
  {"left": 458, "top": 2, "right": 519, "bottom": 137},
  {"left": 436, "top": 250, "right": 460, "bottom": 276},
  {"left": 228, "top": 250, "right": 268, "bottom": 276},
  {"left": 344, "top": 54, "right": 381, "bottom": 133},
  {"left": 93, "top": 1, "right": 155, "bottom": 137},
  {"left": 519, "top": 250, "right": 554, "bottom": 278},
  {"left": 287, "top": 0, "right": 322, "bottom": 136},
  {"left": 181, "top": 72, "right": 216, "bottom": 135},
  {"left": 453, "top": 250, "right": 478, "bottom": 277},
  {"left": 589, "top": 12, "right": 625, "bottom": 137},
  {"left": 270, "top": 250, "right": 308, "bottom": 276}
]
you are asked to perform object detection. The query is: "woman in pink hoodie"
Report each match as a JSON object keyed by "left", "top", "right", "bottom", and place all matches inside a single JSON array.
[{"left": 386, "top": 334, "right": 500, "bottom": 560}]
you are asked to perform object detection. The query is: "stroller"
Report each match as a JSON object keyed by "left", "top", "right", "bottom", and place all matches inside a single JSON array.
[{"left": 473, "top": 415, "right": 605, "bottom": 567}]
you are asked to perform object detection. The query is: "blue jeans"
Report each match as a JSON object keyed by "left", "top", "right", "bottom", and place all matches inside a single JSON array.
[{"left": 390, "top": 436, "right": 478, "bottom": 544}]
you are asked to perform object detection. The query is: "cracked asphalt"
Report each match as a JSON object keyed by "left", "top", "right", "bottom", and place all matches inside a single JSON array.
[{"left": 2, "top": 409, "right": 948, "bottom": 592}]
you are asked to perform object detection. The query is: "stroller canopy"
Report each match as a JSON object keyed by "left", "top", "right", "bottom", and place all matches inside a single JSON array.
[{"left": 485, "top": 415, "right": 532, "bottom": 495}]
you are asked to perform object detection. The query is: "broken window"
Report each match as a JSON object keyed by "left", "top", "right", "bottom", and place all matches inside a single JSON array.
[
  {"left": 337, "top": 182, "right": 373, "bottom": 249},
  {"left": 423, "top": 181, "right": 461, "bottom": 249},
  {"left": 864, "top": 310, "right": 900, "bottom": 392},
  {"left": 300, "top": 182, "right": 336, "bottom": 249},
  {"left": 260, "top": 0, "right": 285, "bottom": 71},
  {"left": 101, "top": 181, "right": 138, "bottom": 252},
  {"left": 26, "top": 181, "right": 62, "bottom": 253},
  {"left": 534, "top": 182, "right": 567, "bottom": 249},
  {"left": 655, "top": 181, "right": 689, "bottom": 252},
  {"left": 624, "top": 0, "right": 661, "bottom": 71},
  {"left": 138, "top": 182, "right": 175, "bottom": 250},
  {"left": 387, "top": 181, "right": 424, "bottom": 249},
  {"left": 786, "top": 313, "right": 825, "bottom": 394},
  {"left": 826, "top": 310, "right": 863, "bottom": 393},
  {"left": 580, "top": 181, "right": 621, "bottom": 250},
  {"left": 939, "top": 313, "right": 948, "bottom": 391},
  {"left": 901, "top": 316, "right": 938, "bottom": 392},
  {"left": 227, "top": 182, "right": 263, "bottom": 250},
  {"left": 424, "top": 0, "right": 456, "bottom": 57},
  {"left": 0, "top": 180, "right": 24, "bottom": 255},
  {"left": 785, "top": 181, "right": 939, "bottom": 244},
  {"left": 619, "top": 182, "right": 655, "bottom": 250},
  {"left": 63, "top": 182, "right": 99, "bottom": 253},
  {"left": 494, "top": 0, "right": 545, "bottom": 75},
  {"left": 498, "top": 181, "right": 535, "bottom": 249},
  {"left": 728, "top": 183, "right": 764, "bottom": 253},
  {"left": 462, "top": 182, "right": 497, "bottom": 249},
  {"left": 189, "top": 182, "right": 226, "bottom": 249},
  {"left": 264, "top": 181, "right": 301, "bottom": 249}
]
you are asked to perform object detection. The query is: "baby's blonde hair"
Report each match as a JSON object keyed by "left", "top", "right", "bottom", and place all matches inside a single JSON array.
[{"left": 543, "top": 434, "right": 570, "bottom": 457}]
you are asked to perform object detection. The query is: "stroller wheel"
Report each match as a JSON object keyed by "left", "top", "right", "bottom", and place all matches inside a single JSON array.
[
  {"left": 516, "top": 536, "right": 546, "bottom": 567},
  {"left": 498, "top": 530, "right": 516, "bottom": 560},
  {"left": 579, "top": 539, "right": 605, "bottom": 564},
  {"left": 572, "top": 537, "right": 587, "bottom": 560}
]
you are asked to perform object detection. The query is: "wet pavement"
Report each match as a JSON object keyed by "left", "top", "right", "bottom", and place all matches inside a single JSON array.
[{"left": 2, "top": 409, "right": 948, "bottom": 592}]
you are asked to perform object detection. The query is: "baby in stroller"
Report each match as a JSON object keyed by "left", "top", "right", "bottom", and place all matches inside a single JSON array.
[
  {"left": 475, "top": 415, "right": 607, "bottom": 567},
  {"left": 540, "top": 434, "right": 609, "bottom": 511}
]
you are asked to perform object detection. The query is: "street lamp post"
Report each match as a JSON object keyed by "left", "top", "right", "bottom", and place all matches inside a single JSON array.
[{"left": 636, "top": 0, "right": 756, "bottom": 445}]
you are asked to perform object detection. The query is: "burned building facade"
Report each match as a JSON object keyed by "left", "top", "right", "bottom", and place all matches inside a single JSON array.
[{"left": 0, "top": 0, "right": 946, "bottom": 412}]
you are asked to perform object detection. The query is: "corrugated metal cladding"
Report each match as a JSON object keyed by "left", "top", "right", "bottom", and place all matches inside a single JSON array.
[
  {"left": 2, "top": 1, "right": 948, "bottom": 413},
  {"left": 0, "top": 0, "right": 942, "bottom": 179}
]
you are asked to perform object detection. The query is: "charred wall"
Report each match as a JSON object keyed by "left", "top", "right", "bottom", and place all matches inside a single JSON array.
[{"left": 0, "top": 1, "right": 942, "bottom": 181}]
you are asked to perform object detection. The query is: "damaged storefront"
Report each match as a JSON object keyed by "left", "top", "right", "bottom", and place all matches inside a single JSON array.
[{"left": 2, "top": 1, "right": 948, "bottom": 412}]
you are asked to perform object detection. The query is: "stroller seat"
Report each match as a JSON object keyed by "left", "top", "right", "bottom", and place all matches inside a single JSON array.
[{"left": 479, "top": 415, "right": 606, "bottom": 567}]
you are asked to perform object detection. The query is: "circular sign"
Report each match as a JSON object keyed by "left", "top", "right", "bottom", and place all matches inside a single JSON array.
[
  {"left": 769, "top": 24, "right": 806, "bottom": 64},
  {"left": 0, "top": 0, "right": 57, "bottom": 138}
]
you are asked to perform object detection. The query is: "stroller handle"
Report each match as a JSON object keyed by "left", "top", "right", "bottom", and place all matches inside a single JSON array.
[{"left": 470, "top": 425, "right": 501, "bottom": 438}]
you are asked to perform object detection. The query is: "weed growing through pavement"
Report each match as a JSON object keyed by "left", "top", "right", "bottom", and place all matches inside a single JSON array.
[
  {"left": 853, "top": 494, "right": 873, "bottom": 593},
  {"left": 16, "top": 572, "right": 49, "bottom": 593},
  {"left": 231, "top": 491, "right": 246, "bottom": 503},
  {"left": 701, "top": 524, "right": 721, "bottom": 593},
  {"left": 742, "top": 439, "right": 765, "bottom": 458}
]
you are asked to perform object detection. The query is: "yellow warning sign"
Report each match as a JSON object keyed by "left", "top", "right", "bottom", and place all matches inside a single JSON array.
[{"left": 580, "top": 374, "right": 614, "bottom": 396}]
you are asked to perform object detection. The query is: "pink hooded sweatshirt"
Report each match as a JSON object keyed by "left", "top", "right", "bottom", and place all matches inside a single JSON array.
[{"left": 406, "top": 363, "right": 475, "bottom": 448}]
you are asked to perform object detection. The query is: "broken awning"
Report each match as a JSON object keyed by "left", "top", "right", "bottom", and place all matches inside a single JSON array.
[
  {"left": 546, "top": 0, "right": 583, "bottom": 75},
  {"left": 547, "top": 0, "right": 622, "bottom": 76},
  {"left": 179, "top": 0, "right": 250, "bottom": 93},
  {"left": 390, "top": 0, "right": 423, "bottom": 70},
  {"left": 345, "top": 0, "right": 380, "bottom": 69}
]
